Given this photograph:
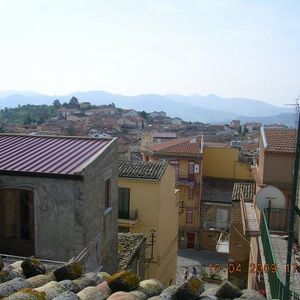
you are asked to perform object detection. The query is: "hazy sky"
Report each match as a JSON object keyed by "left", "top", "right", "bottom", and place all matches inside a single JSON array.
[{"left": 0, "top": 0, "right": 299, "bottom": 106}]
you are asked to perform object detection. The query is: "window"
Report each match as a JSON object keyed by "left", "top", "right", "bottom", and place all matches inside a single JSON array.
[
  {"left": 186, "top": 209, "right": 193, "bottom": 224},
  {"left": 118, "top": 188, "right": 130, "bottom": 219},
  {"left": 188, "top": 186, "right": 194, "bottom": 199},
  {"left": 169, "top": 160, "right": 179, "bottom": 180},
  {"left": 188, "top": 162, "right": 194, "bottom": 175},
  {"left": 105, "top": 179, "right": 110, "bottom": 209},
  {"left": 216, "top": 208, "right": 228, "bottom": 229}
]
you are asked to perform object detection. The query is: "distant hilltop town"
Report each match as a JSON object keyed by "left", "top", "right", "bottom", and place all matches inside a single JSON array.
[{"left": 0, "top": 97, "right": 288, "bottom": 161}]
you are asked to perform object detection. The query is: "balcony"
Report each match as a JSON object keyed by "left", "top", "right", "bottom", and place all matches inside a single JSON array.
[
  {"left": 118, "top": 209, "right": 139, "bottom": 227},
  {"left": 240, "top": 197, "right": 260, "bottom": 237},
  {"left": 203, "top": 221, "right": 229, "bottom": 231},
  {"left": 118, "top": 209, "right": 138, "bottom": 220}
]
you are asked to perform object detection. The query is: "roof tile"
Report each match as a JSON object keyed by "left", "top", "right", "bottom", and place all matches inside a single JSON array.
[
  {"left": 263, "top": 127, "right": 296, "bottom": 153},
  {"left": 118, "top": 160, "right": 167, "bottom": 180},
  {"left": 146, "top": 137, "right": 202, "bottom": 155},
  {"left": 232, "top": 183, "right": 255, "bottom": 201}
]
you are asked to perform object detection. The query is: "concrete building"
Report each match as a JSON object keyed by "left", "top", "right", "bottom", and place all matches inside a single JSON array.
[
  {"left": 142, "top": 136, "right": 203, "bottom": 250},
  {"left": 118, "top": 160, "right": 178, "bottom": 285},
  {"left": 227, "top": 127, "right": 298, "bottom": 298},
  {"left": 0, "top": 134, "right": 118, "bottom": 274},
  {"left": 252, "top": 127, "right": 296, "bottom": 230},
  {"left": 140, "top": 131, "right": 177, "bottom": 152},
  {"left": 199, "top": 178, "right": 235, "bottom": 252},
  {"left": 202, "top": 143, "right": 253, "bottom": 181},
  {"left": 200, "top": 143, "right": 253, "bottom": 252}
]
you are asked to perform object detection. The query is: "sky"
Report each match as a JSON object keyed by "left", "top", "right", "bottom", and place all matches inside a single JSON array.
[{"left": 0, "top": 0, "right": 299, "bottom": 106}]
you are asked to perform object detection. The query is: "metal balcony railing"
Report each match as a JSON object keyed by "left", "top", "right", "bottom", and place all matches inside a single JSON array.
[
  {"left": 118, "top": 209, "right": 138, "bottom": 220},
  {"left": 261, "top": 210, "right": 300, "bottom": 300},
  {"left": 203, "top": 221, "right": 229, "bottom": 231}
]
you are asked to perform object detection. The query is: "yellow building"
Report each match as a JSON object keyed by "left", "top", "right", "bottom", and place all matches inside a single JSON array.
[
  {"left": 203, "top": 144, "right": 253, "bottom": 180},
  {"left": 142, "top": 136, "right": 203, "bottom": 249},
  {"left": 199, "top": 143, "right": 253, "bottom": 251},
  {"left": 118, "top": 160, "right": 178, "bottom": 285}
]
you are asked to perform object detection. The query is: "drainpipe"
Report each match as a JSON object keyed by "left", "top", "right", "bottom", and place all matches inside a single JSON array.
[{"left": 284, "top": 111, "right": 300, "bottom": 299}]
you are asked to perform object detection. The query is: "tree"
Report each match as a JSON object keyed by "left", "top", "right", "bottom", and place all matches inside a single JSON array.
[
  {"left": 138, "top": 111, "right": 148, "bottom": 120},
  {"left": 69, "top": 97, "right": 80, "bottom": 109},
  {"left": 53, "top": 99, "right": 61, "bottom": 109},
  {"left": 23, "top": 115, "right": 33, "bottom": 125}
]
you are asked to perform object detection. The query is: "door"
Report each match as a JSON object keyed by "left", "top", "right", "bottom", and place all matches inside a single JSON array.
[
  {"left": 187, "top": 232, "right": 195, "bottom": 248},
  {"left": 0, "top": 189, "right": 35, "bottom": 256}
]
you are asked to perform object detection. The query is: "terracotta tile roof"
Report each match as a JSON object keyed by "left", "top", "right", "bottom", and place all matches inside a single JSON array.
[
  {"left": 0, "top": 253, "right": 218, "bottom": 300},
  {"left": 262, "top": 127, "right": 296, "bottom": 153},
  {"left": 0, "top": 134, "right": 114, "bottom": 176},
  {"left": 146, "top": 136, "right": 202, "bottom": 155},
  {"left": 118, "top": 233, "right": 146, "bottom": 271},
  {"left": 118, "top": 160, "right": 167, "bottom": 180},
  {"left": 232, "top": 183, "right": 255, "bottom": 201}
]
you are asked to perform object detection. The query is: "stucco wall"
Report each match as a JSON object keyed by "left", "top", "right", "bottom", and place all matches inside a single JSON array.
[
  {"left": 0, "top": 175, "right": 84, "bottom": 261},
  {"left": 157, "top": 165, "right": 178, "bottom": 285},
  {"left": 263, "top": 152, "right": 294, "bottom": 187},
  {"left": 203, "top": 147, "right": 253, "bottom": 180},
  {"left": 118, "top": 164, "right": 178, "bottom": 285},
  {"left": 81, "top": 139, "right": 118, "bottom": 274}
]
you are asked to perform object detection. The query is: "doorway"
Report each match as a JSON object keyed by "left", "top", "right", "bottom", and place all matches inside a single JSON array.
[
  {"left": 187, "top": 232, "right": 195, "bottom": 248},
  {"left": 0, "top": 189, "right": 35, "bottom": 256}
]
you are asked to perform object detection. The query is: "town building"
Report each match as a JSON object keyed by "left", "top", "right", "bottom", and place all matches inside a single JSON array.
[
  {"left": 230, "top": 120, "right": 241, "bottom": 130},
  {"left": 140, "top": 131, "right": 177, "bottom": 152},
  {"left": 142, "top": 137, "right": 203, "bottom": 250},
  {"left": 149, "top": 111, "right": 167, "bottom": 118},
  {"left": 0, "top": 134, "right": 118, "bottom": 274},
  {"left": 199, "top": 177, "right": 234, "bottom": 252},
  {"left": 227, "top": 127, "right": 298, "bottom": 298},
  {"left": 200, "top": 142, "right": 254, "bottom": 252},
  {"left": 117, "top": 160, "right": 178, "bottom": 285},
  {"left": 252, "top": 127, "right": 296, "bottom": 230}
]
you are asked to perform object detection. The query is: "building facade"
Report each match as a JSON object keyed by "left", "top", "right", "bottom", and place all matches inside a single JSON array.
[
  {"left": 227, "top": 127, "right": 297, "bottom": 298},
  {"left": 117, "top": 160, "right": 178, "bottom": 285},
  {"left": 0, "top": 134, "right": 118, "bottom": 274},
  {"left": 142, "top": 136, "right": 203, "bottom": 250}
]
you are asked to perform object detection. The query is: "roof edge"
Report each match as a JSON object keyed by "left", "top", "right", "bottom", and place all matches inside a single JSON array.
[
  {"left": 261, "top": 126, "right": 268, "bottom": 150},
  {"left": 0, "top": 170, "right": 84, "bottom": 181},
  {"left": 118, "top": 160, "right": 168, "bottom": 181},
  {"left": 74, "top": 137, "right": 118, "bottom": 173},
  {"left": 0, "top": 133, "right": 115, "bottom": 141}
]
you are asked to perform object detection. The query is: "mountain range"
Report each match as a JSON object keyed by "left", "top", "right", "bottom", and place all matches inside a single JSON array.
[{"left": 0, "top": 90, "right": 295, "bottom": 126}]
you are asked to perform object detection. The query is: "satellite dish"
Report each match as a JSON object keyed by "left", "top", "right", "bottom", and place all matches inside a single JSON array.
[{"left": 256, "top": 186, "right": 286, "bottom": 210}]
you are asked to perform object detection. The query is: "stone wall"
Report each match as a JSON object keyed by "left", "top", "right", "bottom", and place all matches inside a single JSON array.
[
  {"left": 228, "top": 200, "right": 250, "bottom": 289},
  {"left": 0, "top": 139, "right": 118, "bottom": 274},
  {"left": 0, "top": 174, "right": 84, "bottom": 261}
]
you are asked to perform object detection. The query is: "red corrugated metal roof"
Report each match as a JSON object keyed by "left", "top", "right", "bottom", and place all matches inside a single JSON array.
[{"left": 0, "top": 134, "right": 113, "bottom": 176}]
